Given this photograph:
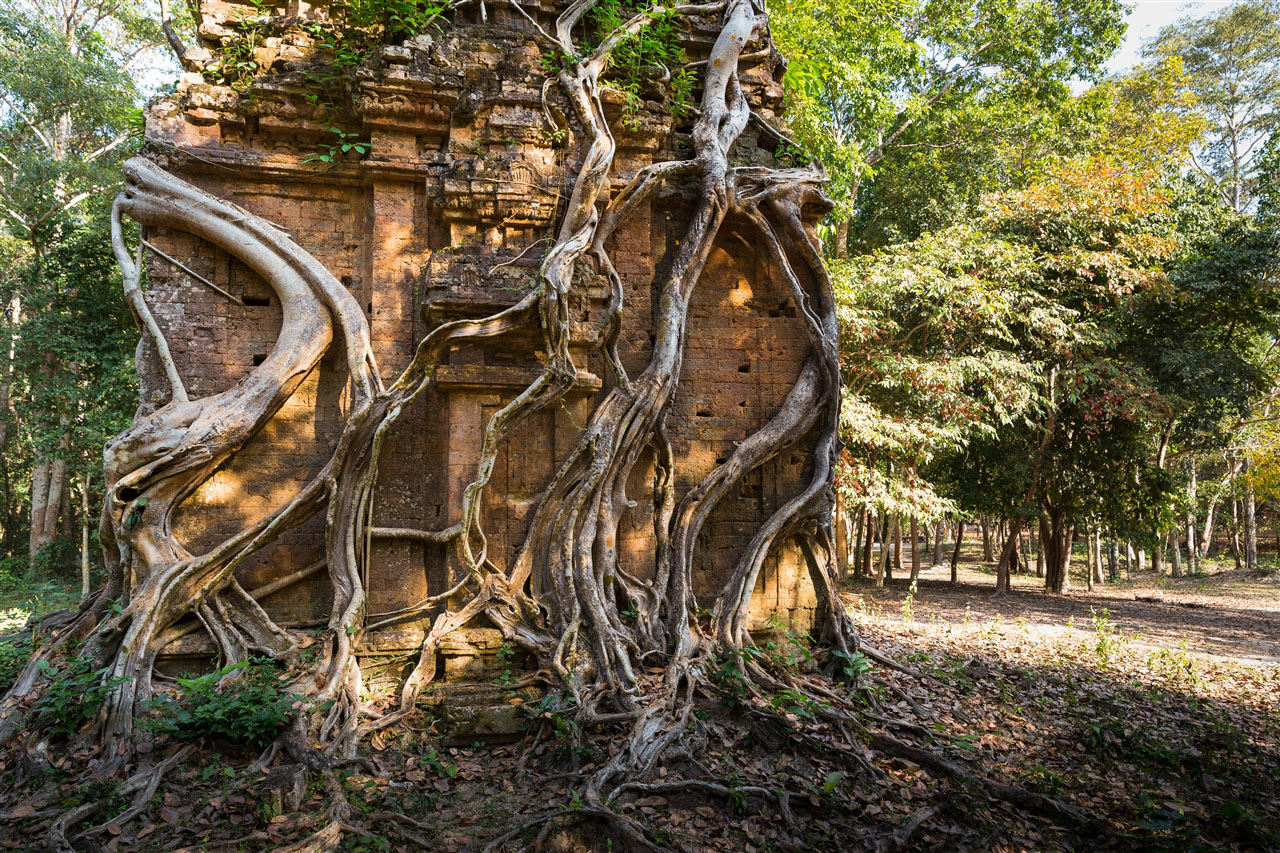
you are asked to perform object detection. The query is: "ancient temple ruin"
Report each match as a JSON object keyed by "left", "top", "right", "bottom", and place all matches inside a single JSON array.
[{"left": 140, "top": 0, "right": 823, "bottom": 677}]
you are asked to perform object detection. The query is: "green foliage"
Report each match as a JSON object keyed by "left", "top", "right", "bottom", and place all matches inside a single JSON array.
[
  {"left": 771, "top": 0, "right": 1127, "bottom": 238},
  {"left": 34, "top": 656, "right": 130, "bottom": 738},
  {"left": 711, "top": 646, "right": 763, "bottom": 710},
  {"left": 767, "top": 687, "right": 827, "bottom": 721},
  {"left": 585, "top": 1, "right": 695, "bottom": 127},
  {"left": 302, "top": 127, "right": 372, "bottom": 166},
  {"left": 1020, "top": 764, "right": 1064, "bottom": 794},
  {"left": 146, "top": 657, "right": 298, "bottom": 748},
  {"left": 1144, "top": 0, "right": 1280, "bottom": 212},
  {"left": 0, "top": 632, "right": 32, "bottom": 694},
  {"left": 830, "top": 648, "right": 871, "bottom": 686},
  {"left": 418, "top": 745, "right": 459, "bottom": 778}
]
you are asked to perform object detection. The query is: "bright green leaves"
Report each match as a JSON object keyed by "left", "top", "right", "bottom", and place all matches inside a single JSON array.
[
  {"left": 144, "top": 657, "right": 300, "bottom": 749},
  {"left": 584, "top": 1, "right": 696, "bottom": 128},
  {"left": 33, "top": 656, "right": 132, "bottom": 739},
  {"left": 303, "top": 127, "right": 372, "bottom": 166}
]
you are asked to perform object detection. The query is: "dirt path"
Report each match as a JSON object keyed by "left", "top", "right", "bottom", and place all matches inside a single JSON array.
[{"left": 851, "top": 546, "right": 1280, "bottom": 666}]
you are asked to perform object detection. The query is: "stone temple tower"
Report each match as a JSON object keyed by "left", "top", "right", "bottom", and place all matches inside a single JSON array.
[{"left": 141, "top": 0, "right": 821, "bottom": 678}]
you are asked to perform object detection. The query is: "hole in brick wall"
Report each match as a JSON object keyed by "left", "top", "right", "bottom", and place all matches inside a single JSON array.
[
  {"left": 715, "top": 456, "right": 728, "bottom": 465},
  {"left": 696, "top": 409, "right": 712, "bottom": 417},
  {"left": 768, "top": 301, "right": 797, "bottom": 319},
  {"left": 242, "top": 295, "right": 271, "bottom": 307},
  {"left": 738, "top": 362, "right": 750, "bottom": 373},
  {"left": 341, "top": 275, "right": 353, "bottom": 288},
  {"left": 738, "top": 400, "right": 747, "bottom": 408},
  {"left": 367, "top": 302, "right": 373, "bottom": 314},
  {"left": 252, "top": 353, "right": 269, "bottom": 366}
]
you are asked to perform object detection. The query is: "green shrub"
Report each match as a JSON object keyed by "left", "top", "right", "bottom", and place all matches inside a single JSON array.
[
  {"left": 147, "top": 657, "right": 298, "bottom": 748},
  {"left": 33, "top": 656, "right": 129, "bottom": 738},
  {"left": 0, "top": 633, "right": 33, "bottom": 694}
]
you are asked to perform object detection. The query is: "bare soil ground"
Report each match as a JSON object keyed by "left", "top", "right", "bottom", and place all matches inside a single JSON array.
[{"left": 0, "top": 546, "right": 1277, "bottom": 852}]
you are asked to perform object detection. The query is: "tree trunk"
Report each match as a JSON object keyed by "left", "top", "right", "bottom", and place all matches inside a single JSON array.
[
  {"left": 1170, "top": 529, "right": 1182, "bottom": 578},
  {"left": 875, "top": 514, "right": 890, "bottom": 587},
  {"left": 891, "top": 515, "right": 902, "bottom": 579},
  {"left": 1186, "top": 459, "right": 1198, "bottom": 575},
  {"left": 909, "top": 515, "right": 920, "bottom": 582},
  {"left": 851, "top": 507, "right": 864, "bottom": 580},
  {"left": 950, "top": 520, "right": 965, "bottom": 583},
  {"left": 1200, "top": 460, "right": 1239, "bottom": 558},
  {"left": 981, "top": 519, "right": 993, "bottom": 562},
  {"left": 1245, "top": 461, "right": 1258, "bottom": 572},
  {"left": 1107, "top": 535, "right": 1119, "bottom": 581},
  {"left": 80, "top": 472, "right": 90, "bottom": 599},
  {"left": 27, "top": 457, "right": 50, "bottom": 558},
  {"left": 1093, "top": 528, "right": 1105, "bottom": 586},
  {"left": 1035, "top": 524, "right": 1046, "bottom": 578},
  {"left": 1230, "top": 498, "right": 1243, "bottom": 570},
  {"left": 1085, "top": 530, "right": 1095, "bottom": 591},
  {"left": 835, "top": 217, "right": 849, "bottom": 260},
  {"left": 861, "top": 509, "right": 875, "bottom": 579},
  {"left": 1042, "top": 512, "right": 1072, "bottom": 593},
  {"left": 995, "top": 517, "right": 1024, "bottom": 595},
  {"left": 834, "top": 490, "right": 848, "bottom": 579},
  {"left": 932, "top": 521, "right": 943, "bottom": 565}
]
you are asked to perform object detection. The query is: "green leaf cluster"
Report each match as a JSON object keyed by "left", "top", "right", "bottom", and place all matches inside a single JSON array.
[{"left": 145, "top": 657, "right": 299, "bottom": 748}]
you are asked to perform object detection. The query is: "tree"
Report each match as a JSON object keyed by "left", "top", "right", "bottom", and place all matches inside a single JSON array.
[
  {"left": 771, "top": 0, "right": 1126, "bottom": 255},
  {"left": 1145, "top": 0, "right": 1280, "bottom": 212},
  {"left": 0, "top": 0, "right": 161, "bottom": 562}
]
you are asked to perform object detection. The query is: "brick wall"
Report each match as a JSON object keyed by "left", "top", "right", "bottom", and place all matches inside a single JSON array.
[{"left": 142, "top": 2, "right": 819, "bottom": 656}]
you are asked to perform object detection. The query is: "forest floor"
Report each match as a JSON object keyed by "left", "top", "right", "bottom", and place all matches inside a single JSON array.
[{"left": 0, "top": 547, "right": 1277, "bottom": 851}]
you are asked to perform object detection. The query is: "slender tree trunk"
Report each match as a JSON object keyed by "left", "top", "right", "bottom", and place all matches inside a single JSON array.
[
  {"left": 1186, "top": 459, "right": 1198, "bottom": 575},
  {"left": 835, "top": 217, "right": 849, "bottom": 260},
  {"left": 891, "top": 515, "right": 902, "bottom": 579},
  {"left": 995, "top": 517, "right": 1024, "bottom": 595},
  {"left": 834, "top": 490, "right": 848, "bottom": 579},
  {"left": 950, "top": 520, "right": 964, "bottom": 584},
  {"left": 1035, "top": 523, "right": 1046, "bottom": 578},
  {"left": 1200, "top": 460, "right": 1238, "bottom": 558},
  {"left": 1170, "top": 529, "right": 1182, "bottom": 578},
  {"left": 875, "top": 514, "right": 889, "bottom": 587},
  {"left": 1230, "top": 498, "right": 1243, "bottom": 570},
  {"left": 909, "top": 515, "right": 920, "bottom": 582},
  {"left": 981, "top": 519, "right": 993, "bottom": 562},
  {"left": 851, "top": 508, "right": 864, "bottom": 580},
  {"left": 80, "top": 471, "right": 90, "bottom": 599},
  {"left": 932, "top": 521, "right": 943, "bottom": 565},
  {"left": 861, "top": 509, "right": 874, "bottom": 579},
  {"left": 1107, "top": 534, "right": 1119, "bottom": 581},
  {"left": 1094, "top": 528, "right": 1105, "bottom": 585},
  {"left": 1086, "top": 529, "right": 1095, "bottom": 591},
  {"left": 1245, "top": 460, "right": 1258, "bottom": 572},
  {"left": 1136, "top": 546, "right": 1145, "bottom": 572}
]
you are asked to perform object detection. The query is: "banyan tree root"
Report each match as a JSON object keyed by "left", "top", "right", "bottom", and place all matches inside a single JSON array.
[{"left": 0, "top": 0, "right": 1084, "bottom": 849}]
